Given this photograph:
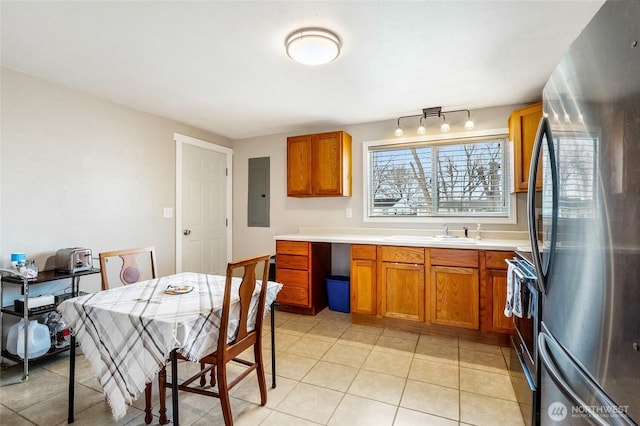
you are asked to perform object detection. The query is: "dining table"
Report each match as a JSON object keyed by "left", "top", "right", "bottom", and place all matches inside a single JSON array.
[{"left": 58, "top": 272, "right": 282, "bottom": 424}]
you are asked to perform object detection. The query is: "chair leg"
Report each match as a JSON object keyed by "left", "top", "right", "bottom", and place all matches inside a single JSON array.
[
  {"left": 199, "top": 362, "right": 206, "bottom": 386},
  {"left": 254, "top": 345, "right": 267, "bottom": 406},
  {"left": 217, "top": 363, "right": 233, "bottom": 426},
  {"left": 158, "top": 368, "right": 168, "bottom": 425},
  {"left": 144, "top": 383, "right": 153, "bottom": 424}
]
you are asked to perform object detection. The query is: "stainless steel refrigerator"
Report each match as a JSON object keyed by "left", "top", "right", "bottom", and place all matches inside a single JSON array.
[{"left": 527, "top": 0, "right": 639, "bottom": 424}]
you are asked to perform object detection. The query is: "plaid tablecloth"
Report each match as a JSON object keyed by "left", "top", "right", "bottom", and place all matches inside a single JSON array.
[{"left": 58, "top": 272, "right": 282, "bottom": 420}]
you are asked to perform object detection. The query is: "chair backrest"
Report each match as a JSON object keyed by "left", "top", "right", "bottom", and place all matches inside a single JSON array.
[
  {"left": 217, "top": 254, "right": 270, "bottom": 358},
  {"left": 99, "top": 247, "right": 157, "bottom": 290}
]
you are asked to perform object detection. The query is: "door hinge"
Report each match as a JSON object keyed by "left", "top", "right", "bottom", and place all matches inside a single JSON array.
[
  {"left": 226, "top": 218, "right": 228, "bottom": 227},
  {"left": 226, "top": 168, "right": 228, "bottom": 176}
]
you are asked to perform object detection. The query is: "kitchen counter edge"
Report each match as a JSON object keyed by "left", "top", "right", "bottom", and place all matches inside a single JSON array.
[{"left": 274, "top": 234, "right": 530, "bottom": 251}]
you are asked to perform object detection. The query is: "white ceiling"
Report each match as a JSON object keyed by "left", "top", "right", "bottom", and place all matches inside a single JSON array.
[{"left": 1, "top": 1, "right": 605, "bottom": 140}]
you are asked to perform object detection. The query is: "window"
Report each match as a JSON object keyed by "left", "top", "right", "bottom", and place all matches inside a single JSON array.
[{"left": 366, "top": 133, "right": 510, "bottom": 219}]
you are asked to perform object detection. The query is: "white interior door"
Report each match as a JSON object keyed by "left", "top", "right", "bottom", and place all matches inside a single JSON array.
[{"left": 175, "top": 133, "right": 232, "bottom": 274}]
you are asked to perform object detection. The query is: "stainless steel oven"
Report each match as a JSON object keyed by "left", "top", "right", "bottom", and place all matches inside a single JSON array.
[{"left": 506, "top": 254, "right": 541, "bottom": 426}]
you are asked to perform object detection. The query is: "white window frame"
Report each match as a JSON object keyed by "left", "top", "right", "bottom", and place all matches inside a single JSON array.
[{"left": 362, "top": 128, "right": 517, "bottom": 224}]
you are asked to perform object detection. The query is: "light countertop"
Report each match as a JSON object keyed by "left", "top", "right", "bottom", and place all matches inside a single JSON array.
[{"left": 274, "top": 232, "right": 531, "bottom": 252}]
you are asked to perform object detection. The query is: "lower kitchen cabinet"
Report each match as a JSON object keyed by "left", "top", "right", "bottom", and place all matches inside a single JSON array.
[
  {"left": 280, "top": 237, "right": 515, "bottom": 343},
  {"left": 275, "top": 240, "right": 331, "bottom": 315},
  {"left": 379, "top": 262, "right": 425, "bottom": 322},
  {"left": 480, "top": 250, "right": 515, "bottom": 333},
  {"left": 430, "top": 265, "right": 479, "bottom": 329},
  {"left": 377, "top": 246, "right": 425, "bottom": 322},
  {"left": 429, "top": 248, "right": 480, "bottom": 329},
  {"left": 350, "top": 245, "right": 377, "bottom": 315}
]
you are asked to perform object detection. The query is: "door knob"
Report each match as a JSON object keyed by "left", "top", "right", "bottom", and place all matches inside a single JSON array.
[{"left": 183, "top": 229, "right": 191, "bottom": 236}]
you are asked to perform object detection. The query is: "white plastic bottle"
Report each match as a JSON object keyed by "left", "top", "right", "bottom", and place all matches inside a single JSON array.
[
  {"left": 7, "top": 320, "right": 51, "bottom": 359},
  {"left": 475, "top": 223, "right": 482, "bottom": 240}
]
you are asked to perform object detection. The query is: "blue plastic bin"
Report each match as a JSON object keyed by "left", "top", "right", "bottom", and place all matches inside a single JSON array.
[{"left": 326, "top": 276, "right": 350, "bottom": 313}]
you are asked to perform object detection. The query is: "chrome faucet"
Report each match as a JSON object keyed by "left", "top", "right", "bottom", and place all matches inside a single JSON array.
[{"left": 442, "top": 223, "right": 448, "bottom": 237}]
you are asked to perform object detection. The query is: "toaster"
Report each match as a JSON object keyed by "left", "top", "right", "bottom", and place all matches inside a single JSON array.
[{"left": 55, "top": 248, "right": 93, "bottom": 273}]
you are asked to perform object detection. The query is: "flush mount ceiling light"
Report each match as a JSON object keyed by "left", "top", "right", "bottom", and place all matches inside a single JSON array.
[
  {"left": 286, "top": 28, "right": 341, "bottom": 65},
  {"left": 394, "top": 107, "right": 475, "bottom": 137}
]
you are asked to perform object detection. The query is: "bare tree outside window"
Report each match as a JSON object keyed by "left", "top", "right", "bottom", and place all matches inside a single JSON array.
[{"left": 368, "top": 137, "right": 509, "bottom": 217}]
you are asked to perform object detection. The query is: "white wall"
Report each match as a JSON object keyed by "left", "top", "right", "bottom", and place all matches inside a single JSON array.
[
  {"left": 232, "top": 104, "right": 531, "bottom": 259},
  {"left": 1, "top": 68, "right": 231, "bottom": 292}
]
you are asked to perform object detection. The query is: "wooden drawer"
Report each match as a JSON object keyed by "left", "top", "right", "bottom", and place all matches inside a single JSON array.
[
  {"left": 379, "top": 246, "right": 425, "bottom": 264},
  {"left": 277, "top": 285, "right": 309, "bottom": 306},
  {"left": 485, "top": 251, "right": 513, "bottom": 270},
  {"left": 351, "top": 244, "right": 377, "bottom": 260},
  {"left": 276, "top": 240, "right": 309, "bottom": 256},
  {"left": 431, "top": 249, "right": 479, "bottom": 268},
  {"left": 277, "top": 254, "right": 308, "bottom": 270},
  {"left": 276, "top": 268, "right": 309, "bottom": 289}
]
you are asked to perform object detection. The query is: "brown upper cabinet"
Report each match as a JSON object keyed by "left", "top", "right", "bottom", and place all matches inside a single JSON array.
[
  {"left": 509, "top": 102, "right": 543, "bottom": 193},
  {"left": 287, "top": 131, "right": 352, "bottom": 197}
]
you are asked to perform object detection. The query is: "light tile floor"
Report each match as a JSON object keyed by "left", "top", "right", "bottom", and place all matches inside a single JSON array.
[{"left": 0, "top": 308, "right": 525, "bottom": 425}]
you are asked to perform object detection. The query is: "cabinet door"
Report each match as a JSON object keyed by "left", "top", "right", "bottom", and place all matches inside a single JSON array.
[
  {"left": 488, "top": 269, "right": 514, "bottom": 333},
  {"left": 479, "top": 250, "right": 515, "bottom": 333},
  {"left": 430, "top": 266, "right": 479, "bottom": 329},
  {"left": 350, "top": 259, "right": 376, "bottom": 315},
  {"left": 509, "top": 102, "right": 543, "bottom": 192},
  {"left": 287, "top": 135, "right": 313, "bottom": 196},
  {"left": 378, "top": 262, "right": 425, "bottom": 322},
  {"left": 312, "top": 131, "right": 352, "bottom": 196}
]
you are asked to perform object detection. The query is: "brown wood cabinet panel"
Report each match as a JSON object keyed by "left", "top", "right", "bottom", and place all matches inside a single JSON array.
[
  {"left": 287, "top": 135, "right": 313, "bottom": 196},
  {"left": 378, "top": 262, "right": 425, "bottom": 322},
  {"left": 287, "top": 131, "right": 352, "bottom": 197},
  {"left": 379, "top": 246, "right": 425, "bottom": 264},
  {"left": 351, "top": 244, "right": 377, "bottom": 260},
  {"left": 276, "top": 240, "right": 309, "bottom": 256},
  {"left": 480, "top": 249, "right": 515, "bottom": 333},
  {"left": 489, "top": 270, "right": 514, "bottom": 333},
  {"left": 430, "top": 266, "right": 479, "bottom": 329},
  {"left": 430, "top": 249, "right": 478, "bottom": 268},
  {"left": 485, "top": 251, "right": 512, "bottom": 270},
  {"left": 275, "top": 241, "right": 331, "bottom": 315},
  {"left": 277, "top": 285, "right": 309, "bottom": 306},
  {"left": 509, "top": 102, "right": 543, "bottom": 193},
  {"left": 276, "top": 268, "right": 309, "bottom": 289},
  {"left": 312, "top": 132, "right": 352, "bottom": 196},
  {"left": 276, "top": 254, "right": 308, "bottom": 270},
  {"left": 350, "top": 259, "right": 377, "bottom": 315}
]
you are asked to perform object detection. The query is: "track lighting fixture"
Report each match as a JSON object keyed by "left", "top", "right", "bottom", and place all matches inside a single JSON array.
[{"left": 394, "top": 107, "right": 475, "bottom": 136}]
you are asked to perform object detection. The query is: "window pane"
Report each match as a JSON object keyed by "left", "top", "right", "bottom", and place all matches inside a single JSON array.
[
  {"left": 435, "top": 141, "right": 506, "bottom": 214},
  {"left": 369, "top": 146, "right": 431, "bottom": 216}
]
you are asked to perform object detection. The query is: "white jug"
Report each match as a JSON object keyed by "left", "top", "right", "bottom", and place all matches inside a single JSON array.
[{"left": 6, "top": 320, "right": 51, "bottom": 359}]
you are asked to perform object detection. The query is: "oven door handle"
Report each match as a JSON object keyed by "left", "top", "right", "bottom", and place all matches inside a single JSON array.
[
  {"left": 505, "top": 259, "right": 528, "bottom": 281},
  {"left": 514, "top": 342, "right": 536, "bottom": 391},
  {"left": 538, "top": 330, "right": 635, "bottom": 426}
]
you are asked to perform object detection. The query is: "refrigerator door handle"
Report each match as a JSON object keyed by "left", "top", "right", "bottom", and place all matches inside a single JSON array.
[
  {"left": 527, "top": 116, "right": 558, "bottom": 295},
  {"left": 538, "top": 331, "right": 636, "bottom": 426}
]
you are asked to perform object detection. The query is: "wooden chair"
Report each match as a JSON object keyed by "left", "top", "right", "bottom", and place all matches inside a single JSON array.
[
  {"left": 98, "top": 246, "right": 157, "bottom": 291},
  {"left": 158, "top": 254, "right": 271, "bottom": 426},
  {"left": 98, "top": 246, "right": 158, "bottom": 424}
]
